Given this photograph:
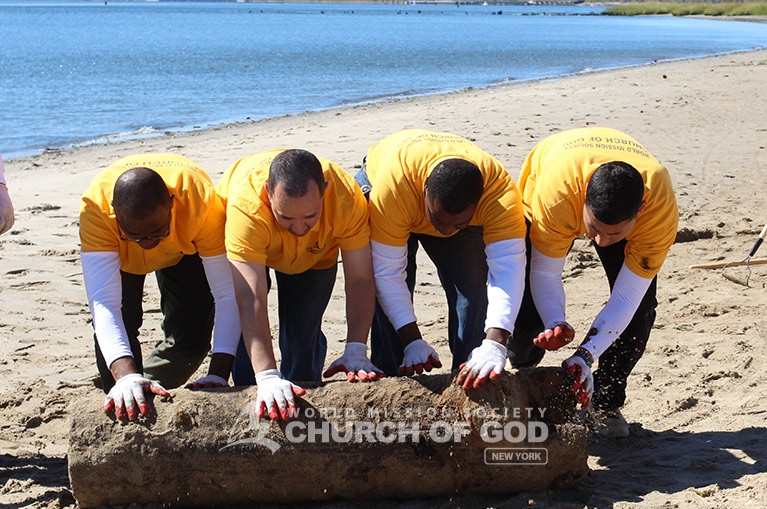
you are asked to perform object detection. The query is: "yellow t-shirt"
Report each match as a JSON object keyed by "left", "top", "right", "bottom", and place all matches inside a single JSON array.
[
  {"left": 518, "top": 127, "right": 678, "bottom": 279},
  {"left": 219, "top": 149, "right": 370, "bottom": 273},
  {"left": 79, "top": 153, "right": 226, "bottom": 275},
  {"left": 365, "top": 129, "right": 526, "bottom": 246}
]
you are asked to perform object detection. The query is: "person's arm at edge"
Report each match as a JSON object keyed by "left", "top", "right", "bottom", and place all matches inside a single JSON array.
[{"left": 0, "top": 154, "right": 15, "bottom": 235}]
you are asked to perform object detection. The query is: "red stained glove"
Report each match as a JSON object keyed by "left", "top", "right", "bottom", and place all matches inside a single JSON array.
[
  {"left": 456, "top": 339, "right": 507, "bottom": 390},
  {"left": 185, "top": 374, "right": 229, "bottom": 389},
  {"left": 323, "top": 342, "right": 385, "bottom": 382},
  {"left": 399, "top": 339, "right": 442, "bottom": 375},
  {"left": 562, "top": 355, "right": 594, "bottom": 408},
  {"left": 103, "top": 373, "right": 172, "bottom": 421},
  {"left": 534, "top": 322, "right": 575, "bottom": 351},
  {"left": 255, "top": 369, "right": 306, "bottom": 421}
]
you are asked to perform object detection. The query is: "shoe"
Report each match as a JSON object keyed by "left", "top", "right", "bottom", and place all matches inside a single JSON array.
[{"left": 592, "top": 408, "right": 630, "bottom": 438}]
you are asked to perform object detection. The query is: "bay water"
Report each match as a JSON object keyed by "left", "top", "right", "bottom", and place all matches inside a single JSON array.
[{"left": 2, "top": 1, "right": 766, "bottom": 158}]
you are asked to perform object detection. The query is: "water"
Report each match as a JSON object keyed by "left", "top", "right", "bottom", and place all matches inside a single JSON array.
[{"left": 2, "top": 1, "right": 766, "bottom": 158}]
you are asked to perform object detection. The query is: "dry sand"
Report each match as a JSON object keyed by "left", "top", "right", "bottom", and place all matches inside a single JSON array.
[{"left": 1, "top": 48, "right": 767, "bottom": 508}]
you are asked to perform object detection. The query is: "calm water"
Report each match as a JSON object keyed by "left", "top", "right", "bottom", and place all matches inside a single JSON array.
[{"left": 2, "top": 1, "right": 767, "bottom": 158}]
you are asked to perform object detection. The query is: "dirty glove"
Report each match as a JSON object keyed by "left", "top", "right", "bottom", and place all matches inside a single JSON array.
[
  {"left": 103, "top": 373, "right": 172, "bottom": 421},
  {"left": 534, "top": 321, "right": 575, "bottom": 351},
  {"left": 399, "top": 338, "right": 442, "bottom": 375},
  {"left": 323, "top": 342, "right": 385, "bottom": 382},
  {"left": 186, "top": 374, "right": 229, "bottom": 389},
  {"left": 255, "top": 369, "right": 306, "bottom": 421},
  {"left": 562, "top": 350, "right": 594, "bottom": 408},
  {"left": 456, "top": 339, "right": 507, "bottom": 390}
]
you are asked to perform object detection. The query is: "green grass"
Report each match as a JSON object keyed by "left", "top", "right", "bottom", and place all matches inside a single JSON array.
[{"left": 603, "top": 2, "right": 767, "bottom": 16}]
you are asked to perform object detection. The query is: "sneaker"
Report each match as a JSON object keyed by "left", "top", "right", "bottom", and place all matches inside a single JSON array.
[{"left": 592, "top": 408, "right": 630, "bottom": 438}]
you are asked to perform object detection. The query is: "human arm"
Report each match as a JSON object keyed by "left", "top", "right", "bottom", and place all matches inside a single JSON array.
[
  {"left": 529, "top": 246, "right": 575, "bottom": 350},
  {"left": 81, "top": 251, "right": 171, "bottom": 419},
  {"left": 370, "top": 240, "right": 441, "bottom": 375},
  {"left": 456, "top": 238, "right": 525, "bottom": 389},
  {"left": 563, "top": 264, "right": 652, "bottom": 407},
  {"left": 0, "top": 154, "right": 15, "bottom": 235},
  {"left": 322, "top": 243, "right": 384, "bottom": 382},
  {"left": 186, "top": 254, "right": 242, "bottom": 388},
  {"left": 229, "top": 259, "right": 305, "bottom": 420}
]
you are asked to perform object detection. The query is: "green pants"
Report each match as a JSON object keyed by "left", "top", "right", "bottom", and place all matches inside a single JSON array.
[{"left": 94, "top": 254, "right": 215, "bottom": 391}]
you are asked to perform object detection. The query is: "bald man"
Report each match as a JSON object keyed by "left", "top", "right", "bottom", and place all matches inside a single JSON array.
[{"left": 79, "top": 153, "right": 240, "bottom": 421}]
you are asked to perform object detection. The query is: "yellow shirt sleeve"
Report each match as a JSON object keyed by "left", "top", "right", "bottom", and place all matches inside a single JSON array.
[
  {"left": 223, "top": 151, "right": 370, "bottom": 273},
  {"left": 79, "top": 154, "right": 226, "bottom": 275},
  {"left": 518, "top": 127, "right": 678, "bottom": 279},
  {"left": 365, "top": 129, "right": 526, "bottom": 247}
]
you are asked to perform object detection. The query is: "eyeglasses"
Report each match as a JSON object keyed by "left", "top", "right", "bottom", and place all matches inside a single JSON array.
[{"left": 117, "top": 210, "right": 172, "bottom": 243}]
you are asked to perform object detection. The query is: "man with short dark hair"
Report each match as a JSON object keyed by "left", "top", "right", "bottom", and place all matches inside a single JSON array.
[
  {"left": 79, "top": 154, "right": 241, "bottom": 421},
  {"left": 357, "top": 129, "right": 528, "bottom": 390},
  {"left": 509, "top": 127, "right": 678, "bottom": 437},
  {"left": 219, "top": 149, "right": 382, "bottom": 422}
]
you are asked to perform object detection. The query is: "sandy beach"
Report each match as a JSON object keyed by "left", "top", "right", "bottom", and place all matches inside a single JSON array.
[{"left": 2, "top": 48, "right": 767, "bottom": 508}]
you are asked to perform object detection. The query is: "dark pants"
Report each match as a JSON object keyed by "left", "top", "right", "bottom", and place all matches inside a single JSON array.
[
  {"left": 355, "top": 164, "right": 489, "bottom": 377},
  {"left": 509, "top": 223, "right": 657, "bottom": 412},
  {"left": 94, "top": 254, "right": 215, "bottom": 392},
  {"left": 232, "top": 264, "right": 337, "bottom": 385}
]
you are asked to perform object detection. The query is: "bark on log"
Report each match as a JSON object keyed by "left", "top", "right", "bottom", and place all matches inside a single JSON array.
[{"left": 68, "top": 368, "right": 588, "bottom": 507}]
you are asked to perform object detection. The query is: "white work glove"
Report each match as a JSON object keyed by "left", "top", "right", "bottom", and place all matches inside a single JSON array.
[
  {"left": 562, "top": 351, "right": 594, "bottom": 408},
  {"left": 255, "top": 369, "right": 306, "bottom": 421},
  {"left": 186, "top": 374, "right": 229, "bottom": 389},
  {"left": 399, "top": 339, "right": 442, "bottom": 375},
  {"left": 456, "top": 339, "right": 507, "bottom": 390},
  {"left": 533, "top": 321, "right": 575, "bottom": 351},
  {"left": 103, "top": 373, "right": 172, "bottom": 421},
  {"left": 323, "top": 342, "right": 385, "bottom": 382}
]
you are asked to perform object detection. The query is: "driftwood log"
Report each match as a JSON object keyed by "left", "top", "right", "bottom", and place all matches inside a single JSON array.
[{"left": 68, "top": 368, "right": 588, "bottom": 507}]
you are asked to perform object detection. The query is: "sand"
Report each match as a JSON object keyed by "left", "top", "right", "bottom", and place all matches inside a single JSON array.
[{"left": 1, "top": 48, "right": 767, "bottom": 508}]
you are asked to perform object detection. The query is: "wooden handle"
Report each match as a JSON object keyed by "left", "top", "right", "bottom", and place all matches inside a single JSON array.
[{"left": 689, "top": 258, "right": 767, "bottom": 269}]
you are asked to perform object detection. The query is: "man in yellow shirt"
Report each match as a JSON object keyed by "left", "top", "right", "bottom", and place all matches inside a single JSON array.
[
  {"left": 357, "top": 130, "right": 528, "bottom": 389},
  {"left": 510, "top": 127, "right": 678, "bottom": 437},
  {"left": 79, "top": 154, "right": 241, "bottom": 421},
  {"left": 219, "top": 149, "right": 382, "bottom": 421}
]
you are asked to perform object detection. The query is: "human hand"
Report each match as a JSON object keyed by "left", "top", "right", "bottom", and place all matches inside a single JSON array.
[
  {"left": 562, "top": 353, "right": 594, "bottom": 408},
  {"left": 255, "top": 369, "right": 306, "bottom": 421},
  {"left": 103, "top": 373, "right": 172, "bottom": 421},
  {"left": 185, "top": 374, "right": 229, "bottom": 389},
  {"left": 323, "top": 342, "right": 385, "bottom": 382},
  {"left": 399, "top": 339, "right": 442, "bottom": 375},
  {"left": 456, "top": 339, "right": 507, "bottom": 390},
  {"left": 533, "top": 322, "right": 575, "bottom": 351}
]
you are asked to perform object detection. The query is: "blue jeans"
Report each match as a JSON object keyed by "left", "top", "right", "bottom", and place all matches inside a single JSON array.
[
  {"left": 232, "top": 264, "right": 337, "bottom": 385},
  {"left": 355, "top": 165, "right": 489, "bottom": 376}
]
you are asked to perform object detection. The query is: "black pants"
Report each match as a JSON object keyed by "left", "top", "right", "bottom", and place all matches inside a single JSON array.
[
  {"left": 94, "top": 254, "right": 215, "bottom": 392},
  {"left": 509, "top": 222, "right": 657, "bottom": 412}
]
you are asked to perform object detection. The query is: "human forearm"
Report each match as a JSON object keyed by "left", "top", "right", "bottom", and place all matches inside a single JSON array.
[{"left": 579, "top": 264, "right": 652, "bottom": 361}]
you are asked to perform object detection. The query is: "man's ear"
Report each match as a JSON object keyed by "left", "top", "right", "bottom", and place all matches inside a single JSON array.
[
  {"left": 638, "top": 199, "right": 647, "bottom": 215},
  {"left": 263, "top": 182, "right": 271, "bottom": 200}
]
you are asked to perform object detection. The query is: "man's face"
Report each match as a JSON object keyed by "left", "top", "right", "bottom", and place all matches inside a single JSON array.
[
  {"left": 582, "top": 205, "right": 637, "bottom": 248},
  {"left": 116, "top": 201, "right": 173, "bottom": 250},
  {"left": 268, "top": 180, "right": 325, "bottom": 237},
  {"left": 424, "top": 189, "right": 475, "bottom": 236}
]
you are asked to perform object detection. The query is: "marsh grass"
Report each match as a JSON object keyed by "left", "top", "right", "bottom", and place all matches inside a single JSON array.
[{"left": 603, "top": 2, "right": 767, "bottom": 16}]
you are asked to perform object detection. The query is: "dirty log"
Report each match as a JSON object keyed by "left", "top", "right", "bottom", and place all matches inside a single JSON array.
[{"left": 68, "top": 368, "right": 588, "bottom": 507}]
